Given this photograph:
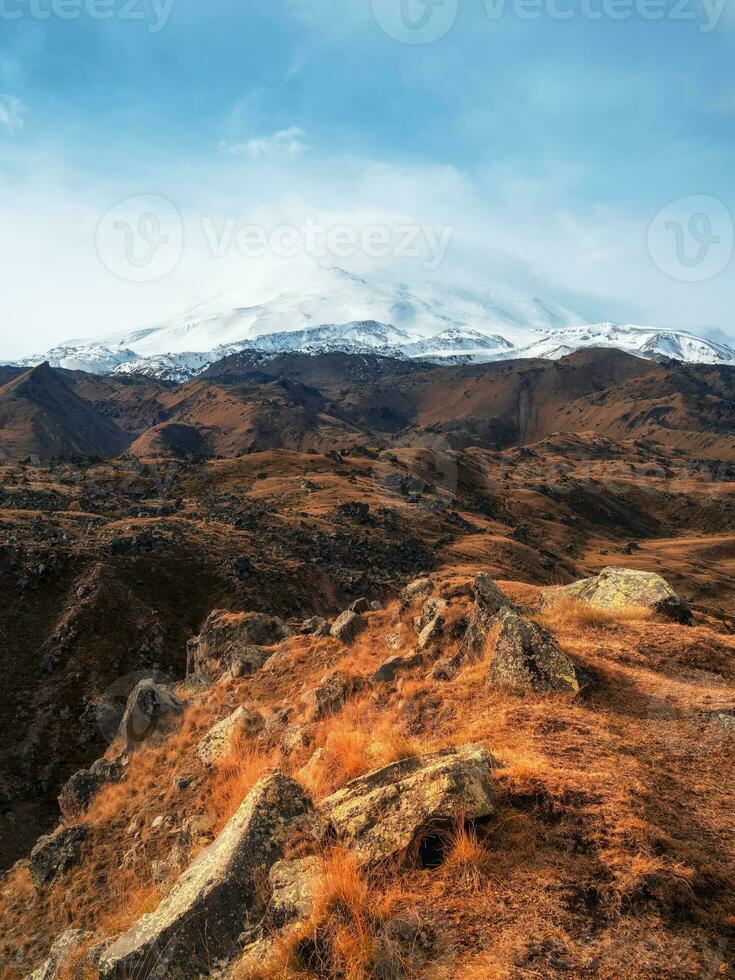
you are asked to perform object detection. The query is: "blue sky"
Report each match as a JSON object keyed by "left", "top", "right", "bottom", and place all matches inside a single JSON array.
[{"left": 0, "top": 0, "right": 734, "bottom": 356}]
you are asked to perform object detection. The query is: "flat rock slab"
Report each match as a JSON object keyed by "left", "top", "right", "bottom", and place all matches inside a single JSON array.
[
  {"left": 542, "top": 566, "right": 693, "bottom": 624},
  {"left": 319, "top": 743, "right": 498, "bottom": 864},
  {"left": 97, "top": 774, "right": 316, "bottom": 979}
]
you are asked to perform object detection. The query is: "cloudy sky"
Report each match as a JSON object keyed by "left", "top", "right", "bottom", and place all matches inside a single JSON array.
[{"left": 0, "top": 0, "right": 733, "bottom": 358}]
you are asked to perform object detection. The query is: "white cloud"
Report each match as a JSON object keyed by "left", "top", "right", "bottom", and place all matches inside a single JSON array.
[
  {"left": 0, "top": 95, "right": 25, "bottom": 135},
  {"left": 220, "top": 127, "right": 310, "bottom": 160}
]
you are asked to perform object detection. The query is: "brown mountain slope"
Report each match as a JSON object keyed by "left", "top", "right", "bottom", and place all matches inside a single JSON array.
[{"left": 0, "top": 363, "right": 131, "bottom": 462}]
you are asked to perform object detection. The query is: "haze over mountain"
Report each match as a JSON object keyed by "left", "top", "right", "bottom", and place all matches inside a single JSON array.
[{"left": 8, "top": 264, "right": 735, "bottom": 382}]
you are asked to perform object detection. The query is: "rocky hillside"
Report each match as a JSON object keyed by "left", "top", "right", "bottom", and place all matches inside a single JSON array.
[
  {"left": 1, "top": 561, "right": 733, "bottom": 979},
  {"left": 3, "top": 349, "right": 735, "bottom": 464}
]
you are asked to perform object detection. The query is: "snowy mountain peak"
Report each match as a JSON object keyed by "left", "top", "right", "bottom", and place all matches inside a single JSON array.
[{"left": 6, "top": 265, "right": 735, "bottom": 380}]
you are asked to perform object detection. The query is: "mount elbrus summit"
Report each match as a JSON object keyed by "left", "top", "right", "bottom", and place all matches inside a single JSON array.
[{"left": 1, "top": 274, "right": 735, "bottom": 978}]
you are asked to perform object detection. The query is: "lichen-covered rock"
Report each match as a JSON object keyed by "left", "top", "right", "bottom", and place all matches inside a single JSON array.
[
  {"left": 401, "top": 577, "right": 434, "bottom": 607},
  {"left": 25, "top": 929, "right": 92, "bottom": 980},
  {"left": 462, "top": 573, "right": 514, "bottom": 655},
  {"left": 196, "top": 706, "right": 264, "bottom": 769},
  {"left": 29, "top": 824, "right": 90, "bottom": 889},
  {"left": 97, "top": 775, "right": 317, "bottom": 979},
  {"left": 372, "top": 651, "right": 423, "bottom": 683},
  {"left": 266, "top": 856, "right": 321, "bottom": 930},
  {"left": 349, "top": 597, "right": 370, "bottom": 614},
  {"left": 319, "top": 743, "right": 497, "bottom": 864},
  {"left": 187, "top": 610, "right": 293, "bottom": 677},
  {"left": 302, "top": 670, "right": 360, "bottom": 721},
  {"left": 58, "top": 758, "right": 125, "bottom": 819},
  {"left": 490, "top": 608, "right": 581, "bottom": 694},
  {"left": 330, "top": 609, "right": 364, "bottom": 644},
  {"left": 542, "top": 567, "right": 693, "bottom": 624},
  {"left": 281, "top": 724, "right": 313, "bottom": 756},
  {"left": 117, "top": 679, "right": 184, "bottom": 752}
]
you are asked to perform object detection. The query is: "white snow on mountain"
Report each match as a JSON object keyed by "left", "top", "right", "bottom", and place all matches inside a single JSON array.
[
  {"left": 512, "top": 323, "right": 735, "bottom": 366},
  {"left": 7, "top": 264, "right": 735, "bottom": 380}
]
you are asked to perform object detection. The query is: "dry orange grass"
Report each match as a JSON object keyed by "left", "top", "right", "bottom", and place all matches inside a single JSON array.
[
  {"left": 206, "top": 743, "right": 280, "bottom": 829},
  {"left": 298, "top": 700, "right": 424, "bottom": 799},
  {"left": 536, "top": 595, "right": 653, "bottom": 632}
]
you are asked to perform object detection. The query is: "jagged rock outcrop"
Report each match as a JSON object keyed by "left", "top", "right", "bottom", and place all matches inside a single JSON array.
[
  {"left": 29, "top": 824, "right": 90, "bottom": 889},
  {"left": 542, "top": 566, "right": 693, "bottom": 624},
  {"left": 319, "top": 743, "right": 497, "bottom": 864},
  {"left": 302, "top": 669, "right": 361, "bottom": 721},
  {"left": 489, "top": 608, "right": 581, "bottom": 694},
  {"left": 415, "top": 597, "right": 448, "bottom": 633},
  {"left": 299, "top": 616, "right": 330, "bottom": 637},
  {"left": 330, "top": 609, "right": 364, "bottom": 644},
  {"left": 462, "top": 572, "right": 514, "bottom": 655},
  {"left": 97, "top": 775, "right": 317, "bottom": 979},
  {"left": 24, "top": 928, "right": 92, "bottom": 980},
  {"left": 187, "top": 610, "right": 293, "bottom": 677},
  {"left": 117, "top": 679, "right": 184, "bottom": 752},
  {"left": 349, "top": 597, "right": 370, "bottom": 614},
  {"left": 417, "top": 616, "right": 444, "bottom": 651},
  {"left": 196, "top": 706, "right": 264, "bottom": 768},
  {"left": 58, "top": 758, "right": 125, "bottom": 820}
]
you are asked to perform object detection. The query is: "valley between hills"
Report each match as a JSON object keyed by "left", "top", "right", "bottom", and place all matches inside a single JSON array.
[{"left": 0, "top": 346, "right": 734, "bottom": 978}]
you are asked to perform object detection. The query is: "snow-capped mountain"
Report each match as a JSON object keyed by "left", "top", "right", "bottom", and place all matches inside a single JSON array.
[
  {"left": 7, "top": 263, "right": 735, "bottom": 380},
  {"left": 512, "top": 323, "right": 735, "bottom": 366}
]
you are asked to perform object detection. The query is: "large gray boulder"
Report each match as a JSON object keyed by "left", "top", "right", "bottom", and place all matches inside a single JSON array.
[
  {"left": 97, "top": 774, "right": 317, "bottom": 979},
  {"left": 24, "top": 929, "right": 92, "bottom": 980},
  {"left": 117, "top": 679, "right": 184, "bottom": 752},
  {"left": 371, "top": 651, "right": 423, "bottom": 683},
  {"left": 187, "top": 610, "right": 293, "bottom": 677},
  {"left": 319, "top": 743, "right": 497, "bottom": 864},
  {"left": 462, "top": 572, "right": 514, "bottom": 655},
  {"left": 58, "top": 758, "right": 125, "bottom": 819},
  {"left": 542, "top": 567, "right": 693, "bottom": 624},
  {"left": 489, "top": 608, "right": 581, "bottom": 694},
  {"left": 29, "top": 824, "right": 90, "bottom": 889}
]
